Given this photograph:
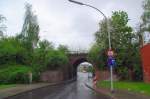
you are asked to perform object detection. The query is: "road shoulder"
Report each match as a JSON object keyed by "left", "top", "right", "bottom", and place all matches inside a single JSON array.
[
  {"left": 85, "top": 83, "right": 150, "bottom": 99},
  {"left": 0, "top": 79, "right": 75, "bottom": 99}
]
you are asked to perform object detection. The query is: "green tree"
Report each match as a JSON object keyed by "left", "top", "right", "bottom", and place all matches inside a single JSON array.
[
  {"left": 88, "top": 43, "right": 107, "bottom": 70},
  {"left": 20, "top": 3, "right": 39, "bottom": 50},
  {"left": 57, "top": 44, "right": 69, "bottom": 53},
  {"left": 90, "top": 11, "right": 142, "bottom": 80},
  {"left": 95, "top": 11, "right": 133, "bottom": 49},
  {"left": 0, "top": 15, "right": 6, "bottom": 37},
  {"left": 46, "top": 50, "right": 69, "bottom": 70},
  {"left": 110, "top": 11, "right": 133, "bottom": 49},
  {"left": 138, "top": 0, "right": 150, "bottom": 45},
  {"left": 0, "top": 37, "right": 27, "bottom": 65},
  {"left": 32, "top": 40, "right": 54, "bottom": 71},
  {"left": 95, "top": 19, "right": 108, "bottom": 48},
  {"left": 39, "top": 40, "right": 54, "bottom": 51},
  {"left": 141, "top": 0, "right": 150, "bottom": 32}
]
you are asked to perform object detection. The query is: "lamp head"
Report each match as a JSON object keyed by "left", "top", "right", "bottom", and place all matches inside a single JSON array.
[{"left": 68, "top": 0, "right": 84, "bottom": 5}]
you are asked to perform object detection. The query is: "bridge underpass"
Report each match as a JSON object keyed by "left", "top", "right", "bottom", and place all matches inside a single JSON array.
[
  {"left": 68, "top": 52, "right": 90, "bottom": 79},
  {"left": 8, "top": 53, "right": 110, "bottom": 99},
  {"left": 6, "top": 51, "right": 111, "bottom": 99}
]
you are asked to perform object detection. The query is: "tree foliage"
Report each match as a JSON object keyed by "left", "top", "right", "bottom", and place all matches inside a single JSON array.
[
  {"left": 0, "top": 3, "right": 70, "bottom": 84},
  {"left": 19, "top": 3, "right": 39, "bottom": 50},
  {"left": 88, "top": 44, "right": 107, "bottom": 70},
  {"left": 138, "top": 0, "right": 150, "bottom": 45},
  {"left": 0, "top": 37, "right": 27, "bottom": 65},
  {"left": 95, "top": 19, "right": 108, "bottom": 48},
  {"left": 0, "top": 15, "right": 6, "bottom": 37},
  {"left": 32, "top": 40, "right": 69, "bottom": 71},
  {"left": 0, "top": 65, "right": 33, "bottom": 84},
  {"left": 141, "top": 0, "right": 150, "bottom": 31},
  {"left": 57, "top": 44, "right": 69, "bottom": 53},
  {"left": 46, "top": 50, "right": 69, "bottom": 70},
  {"left": 110, "top": 11, "right": 133, "bottom": 49},
  {"left": 89, "top": 11, "right": 142, "bottom": 81}
]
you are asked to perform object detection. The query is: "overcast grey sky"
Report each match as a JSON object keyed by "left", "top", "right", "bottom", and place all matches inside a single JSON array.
[{"left": 0, "top": 0, "right": 144, "bottom": 50}]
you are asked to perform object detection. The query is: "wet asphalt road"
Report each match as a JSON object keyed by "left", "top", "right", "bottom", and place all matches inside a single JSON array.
[{"left": 7, "top": 72, "right": 110, "bottom": 99}]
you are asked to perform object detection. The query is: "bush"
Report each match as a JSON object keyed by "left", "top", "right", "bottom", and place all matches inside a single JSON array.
[
  {"left": 87, "top": 66, "right": 94, "bottom": 73},
  {"left": 117, "top": 66, "right": 129, "bottom": 80},
  {"left": 0, "top": 37, "right": 28, "bottom": 65},
  {"left": 45, "top": 50, "right": 69, "bottom": 70},
  {"left": 0, "top": 65, "right": 32, "bottom": 84},
  {"left": 88, "top": 44, "right": 107, "bottom": 70}
]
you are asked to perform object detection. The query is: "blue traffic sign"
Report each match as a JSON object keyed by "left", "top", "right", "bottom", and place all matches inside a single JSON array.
[{"left": 107, "top": 57, "right": 116, "bottom": 67}]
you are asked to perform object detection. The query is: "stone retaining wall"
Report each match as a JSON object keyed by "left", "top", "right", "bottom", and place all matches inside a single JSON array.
[{"left": 40, "top": 70, "right": 64, "bottom": 83}]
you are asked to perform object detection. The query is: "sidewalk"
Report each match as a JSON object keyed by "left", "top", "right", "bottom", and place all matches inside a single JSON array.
[
  {"left": 0, "top": 79, "right": 75, "bottom": 99},
  {"left": 86, "top": 81, "right": 150, "bottom": 99},
  {"left": 0, "top": 83, "right": 53, "bottom": 99}
]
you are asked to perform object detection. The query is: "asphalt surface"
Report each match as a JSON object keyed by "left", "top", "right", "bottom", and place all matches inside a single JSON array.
[{"left": 6, "top": 72, "right": 110, "bottom": 99}]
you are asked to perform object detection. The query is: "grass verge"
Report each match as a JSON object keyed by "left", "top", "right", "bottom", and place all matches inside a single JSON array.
[
  {"left": 97, "top": 81, "right": 150, "bottom": 95},
  {"left": 0, "top": 84, "right": 16, "bottom": 90}
]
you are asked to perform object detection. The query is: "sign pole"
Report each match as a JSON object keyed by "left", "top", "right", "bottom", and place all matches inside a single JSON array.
[
  {"left": 110, "top": 65, "right": 114, "bottom": 92},
  {"left": 107, "top": 50, "right": 114, "bottom": 93}
]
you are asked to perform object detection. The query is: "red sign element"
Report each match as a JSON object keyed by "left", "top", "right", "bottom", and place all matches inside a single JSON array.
[
  {"left": 93, "top": 76, "right": 97, "bottom": 87},
  {"left": 107, "top": 50, "right": 114, "bottom": 57}
]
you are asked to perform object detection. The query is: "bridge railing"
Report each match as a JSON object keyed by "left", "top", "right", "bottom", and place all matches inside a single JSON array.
[{"left": 68, "top": 50, "right": 88, "bottom": 54}]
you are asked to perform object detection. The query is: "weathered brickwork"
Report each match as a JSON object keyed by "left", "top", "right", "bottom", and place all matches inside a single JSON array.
[{"left": 141, "top": 44, "right": 150, "bottom": 83}]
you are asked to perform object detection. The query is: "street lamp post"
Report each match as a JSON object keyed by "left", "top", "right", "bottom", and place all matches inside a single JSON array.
[{"left": 68, "top": 0, "right": 114, "bottom": 92}]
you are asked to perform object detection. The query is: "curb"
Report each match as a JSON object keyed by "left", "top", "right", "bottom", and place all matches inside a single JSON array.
[
  {"left": 4, "top": 78, "right": 76, "bottom": 99},
  {"left": 84, "top": 83, "right": 116, "bottom": 99}
]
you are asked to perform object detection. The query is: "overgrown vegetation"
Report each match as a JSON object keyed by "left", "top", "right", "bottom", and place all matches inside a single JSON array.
[
  {"left": 0, "top": 3, "right": 69, "bottom": 84},
  {"left": 0, "top": 65, "right": 32, "bottom": 84},
  {"left": 88, "top": 10, "right": 143, "bottom": 81},
  {"left": 97, "top": 81, "right": 150, "bottom": 95},
  {"left": 0, "top": 84, "right": 16, "bottom": 89},
  {"left": 0, "top": 0, "right": 150, "bottom": 84}
]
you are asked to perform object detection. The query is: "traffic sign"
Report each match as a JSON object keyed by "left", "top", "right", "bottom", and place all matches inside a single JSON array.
[
  {"left": 108, "top": 57, "right": 116, "bottom": 67},
  {"left": 111, "top": 59, "right": 116, "bottom": 66}
]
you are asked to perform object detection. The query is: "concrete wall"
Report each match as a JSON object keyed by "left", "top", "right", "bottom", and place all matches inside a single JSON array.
[
  {"left": 96, "top": 70, "right": 117, "bottom": 81},
  {"left": 141, "top": 44, "right": 150, "bottom": 83},
  {"left": 40, "top": 70, "right": 64, "bottom": 83},
  {"left": 97, "top": 70, "right": 109, "bottom": 80}
]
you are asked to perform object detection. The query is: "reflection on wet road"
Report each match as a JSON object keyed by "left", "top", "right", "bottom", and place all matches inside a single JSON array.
[{"left": 7, "top": 72, "right": 110, "bottom": 99}]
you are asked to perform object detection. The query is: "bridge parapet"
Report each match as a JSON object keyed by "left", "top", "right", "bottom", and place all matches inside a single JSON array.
[{"left": 68, "top": 50, "right": 88, "bottom": 54}]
